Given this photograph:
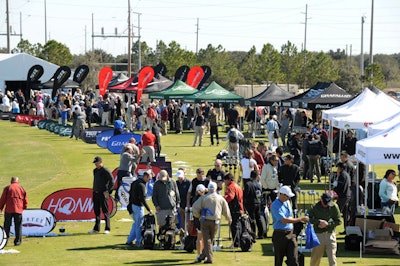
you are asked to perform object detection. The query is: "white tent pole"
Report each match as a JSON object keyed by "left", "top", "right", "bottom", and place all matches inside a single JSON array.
[
  {"left": 356, "top": 161, "right": 360, "bottom": 208},
  {"left": 363, "top": 165, "right": 368, "bottom": 253},
  {"left": 253, "top": 103, "right": 257, "bottom": 138},
  {"left": 328, "top": 121, "right": 334, "bottom": 190}
]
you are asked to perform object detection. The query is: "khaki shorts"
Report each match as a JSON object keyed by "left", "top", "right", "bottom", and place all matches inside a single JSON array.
[{"left": 156, "top": 209, "right": 176, "bottom": 227}]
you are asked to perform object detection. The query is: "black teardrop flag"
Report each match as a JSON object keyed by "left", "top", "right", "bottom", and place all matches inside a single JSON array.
[
  {"left": 153, "top": 62, "right": 167, "bottom": 78},
  {"left": 73, "top": 65, "right": 89, "bottom": 84},
  {"left": 52, "top": 66, "right": 71, "bottom": 99},
  {"left": 197, "top": 65, "right": 212, "bottom": 89},
  {"left": 174, "top": 65, "right": 190, "bottom": 82},
  {"left": 27, "top": 64, "right": 44, "bottom": 83}
]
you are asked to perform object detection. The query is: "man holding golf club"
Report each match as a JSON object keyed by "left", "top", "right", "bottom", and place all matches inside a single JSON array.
[{"left": 271, "top": 185, "right": 309, "bottom": 266}]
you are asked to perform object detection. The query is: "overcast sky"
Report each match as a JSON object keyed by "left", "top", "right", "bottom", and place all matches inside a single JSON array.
[{"left": 2, "top": 0, "right": 399, "bottom": 56}]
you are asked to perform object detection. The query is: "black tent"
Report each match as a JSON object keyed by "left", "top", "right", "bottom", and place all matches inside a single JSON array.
[
  {"left": 281, "top": 82, "right": 352, "bottom": 110},
  {"left": 300, "top": 83, "right": 353, "bottom": 110},
  {"left": 246, "top": 83, "right": 294, "bottom": 106}
]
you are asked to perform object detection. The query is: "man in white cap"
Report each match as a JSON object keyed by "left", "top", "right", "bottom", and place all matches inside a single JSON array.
[
  {"left": 271, "top": 185, "right": 309, "bottom": 266},
  {"left": 192, "top": 182, "right": 232, "bottom": 264}
]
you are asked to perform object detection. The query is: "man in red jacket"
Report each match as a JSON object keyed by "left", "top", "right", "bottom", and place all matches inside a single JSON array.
[
  {"left": 223, "top": 173, "right": 244, "bottom": 247},
  {"left": 0, "top": 177, "right": 28, "bottom": 246},
  {"left": 141, "top": 128, "right": 156, "bottom": 162}
]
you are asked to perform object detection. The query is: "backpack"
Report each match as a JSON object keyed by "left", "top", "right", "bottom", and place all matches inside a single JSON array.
[
  {"left": 157, "top": 215, "right": 176, "bottom": 250},
  {"left": 229, "top": 130, "right": 238, "bottom": 143},
  {"left": 142, "top": 214, "right": 156, "bottom": 249}
]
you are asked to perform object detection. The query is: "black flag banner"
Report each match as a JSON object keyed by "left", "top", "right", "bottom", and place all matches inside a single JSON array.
[
  {"left": 197, "top": 65, "right": 212, "bottom": 89},
  {"left": 26, "top": 64, "right": 44, "bottom": 83},
  {"left": 174, "top": 65, "right": 190, "bottom": 82},
  {"left": 52, "top": 66, "right": 71, "bottom": 98},
  {"left": 153, "top": 62, "right": 167, "bottom": 78},
  {"left": 73, "top": 64, "right": 89, "bottom": 84}
]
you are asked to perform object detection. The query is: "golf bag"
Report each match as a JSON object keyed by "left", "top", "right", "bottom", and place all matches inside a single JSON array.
[
  {"left": 183, "top": 207, "right": 197, "bottom": 253},
  {"left": 157, "top": 215, "right": 176, "bottom": 250},
  {"left": 237, "top": 215, "right": 255, "bottom": 252},
  {"left": 142, "top": 214, "right": 156, "bottom": 249}
]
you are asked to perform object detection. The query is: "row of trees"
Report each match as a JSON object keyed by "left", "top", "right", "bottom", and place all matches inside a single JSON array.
[{"left": 5, "top": 38, "right": 400, "bottom": 94}]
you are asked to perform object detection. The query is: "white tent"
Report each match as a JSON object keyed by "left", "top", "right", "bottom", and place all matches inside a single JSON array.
[
  {"left": 356, "top": 122, "right": 400, "bottom": 165},
  {"left": 0, "top": 53, "right": 59, "bottom": 92},
  {"left": 368, "top": 111, "right": 400, "bottom": 136},
  {"left": 322, "top": 88, "right": 377, "bottom": 121},
  {"left": 332, "top": 90, "right": 400, "bottom": 129}
]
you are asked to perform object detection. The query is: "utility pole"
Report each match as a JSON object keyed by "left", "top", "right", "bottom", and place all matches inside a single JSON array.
[
  {"left": 369, "top": 0, "right": 374, "bottom": 65},
  {"left": 6, "top": 0, "right": 10, "bottom": 53},
  {"left": 303, "top": 4, "right": 309, "bottom": 51},
  {"left": 360, "top": 16, "right": 366, "bottom": 89},
  {"left": 44, "top": 0, "right": 47, "bottom": 43},
  {"left": 133, "top": 12, "right": 142, "bottom": 71},
  {"left": 369, "top": 0, "right": 374, "bottom": 86},
  {"left": 196, "top": 18, "right": 199, "bottom": 54}
]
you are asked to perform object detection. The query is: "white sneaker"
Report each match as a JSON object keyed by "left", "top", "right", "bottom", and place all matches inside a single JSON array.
[
  {"left": 88, "top": 229, "right": 99, "bottom": 234},
  {"left": 104, "top": 230, "right": 110, "bottom": 234}
]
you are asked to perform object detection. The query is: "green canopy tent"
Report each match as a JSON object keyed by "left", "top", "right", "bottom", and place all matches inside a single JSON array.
[
  {"left": 185, "top": 81, "right": 244, "bottom": 104},
  {"left": 148, "top": 80, "right": 198, "bottom": 100}
]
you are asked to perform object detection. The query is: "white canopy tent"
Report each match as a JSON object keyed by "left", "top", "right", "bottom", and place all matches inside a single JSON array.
[
  {"left": 356, "top": 122, "right": 400, "bottom": 251},
  {"left": 331, "top": 90, "right": 400, "bottom": 130},
  {"left": 357, "top": 122, "right": 400, "bottom": 165},
  {"left": 368, "top": 111, "right": 400, "bottom": 136},
  {"left": 322, "top": 88, "right": 377, "bottom": 121},
  {"left": 0, "top": 53, "right": 59, "bottom": 93}
]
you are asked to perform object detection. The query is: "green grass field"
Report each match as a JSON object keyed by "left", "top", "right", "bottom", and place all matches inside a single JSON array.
[{"left": 0, "top": 120, "right": 399, "bottom": 266}]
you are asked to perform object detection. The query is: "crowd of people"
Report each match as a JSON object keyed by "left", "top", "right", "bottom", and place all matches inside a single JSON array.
[{"left": 1, "top": 88, "right": 400, "bottom": 265}]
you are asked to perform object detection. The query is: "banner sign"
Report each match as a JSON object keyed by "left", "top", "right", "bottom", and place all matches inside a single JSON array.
[
  {"left": 107, "top": 133, "right": 142, "bottom": 154},
  {"left": 41, "top": 188, "right": 117, "bottom": 221},
  {"left": 73, "top": 64, "right": 90, "bottom": 84},
  {"left": 98, "top": 67, "right": 113, "bottom": 97},
  {"left": 186, "top": 66, "right": 205, "bottom": 89},
  {"left": 10, "top": 209, "right": 56, "bottom": 236},
  {"left": 52, "top": 66, "right": 71, "bottom": 99},
  {"left": 174, "top": 65, "right": 190, "bottom": 82},
  {"left": 96, "top": 129, "right": 115, "bottom": 148},
  {"left": 83, "top": 126, "right": 113, "bottom": 144},
  {"left": 27, "top": 64, "right": 44, "bottom": 83}
]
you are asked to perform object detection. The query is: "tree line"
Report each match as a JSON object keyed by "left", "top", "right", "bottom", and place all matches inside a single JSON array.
[{"left": 4, "top": 38, "right": 400, "bottom": 94}]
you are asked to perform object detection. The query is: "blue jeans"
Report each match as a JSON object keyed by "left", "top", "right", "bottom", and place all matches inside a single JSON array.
[{"left": 127, "top": 204, "right": 144, "bottom": 246}]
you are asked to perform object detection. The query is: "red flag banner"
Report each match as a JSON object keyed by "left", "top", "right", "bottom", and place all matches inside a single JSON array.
[
  {"left": 137, "top": 66, "right": 155, "bottom": 103},
  {"left": 98, "top": 67, "right": 113, "bottom": 97},
  {"left": 187, "top": 66, "right": 205, "bottom": 89}
]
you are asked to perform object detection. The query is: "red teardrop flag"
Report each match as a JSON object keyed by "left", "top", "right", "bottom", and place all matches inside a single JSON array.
[
  {"left": 98, "top": 67, "right": 113, "bottom": 97},
  {"left": 137, "top": 66, "right": 155, "bottom": 103},
  {"left": 186, "top": 66, "right": 205, "bottom": 89}
]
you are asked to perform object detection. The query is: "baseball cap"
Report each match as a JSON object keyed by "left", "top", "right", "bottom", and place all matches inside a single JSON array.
[
  {"left": 176, "top": 170, "right": 185, "bottom": 179},
  {"left": 208, "top": 181, "right": 217, "bottom": 192},
  {"left": 92, "top": 156, "right": 102, "bottom": 163},
  {"left": 279, "top": 186, "right": 295, "bottom": 197},
  {"left": 321, "top": 192, "right": 334, "bottom": 206},
  {"left": 284, "top": 154, "right": 294, "bottom": 160},
  {"left": 196, "top": 184, "right": 206, "bottom": 193}
]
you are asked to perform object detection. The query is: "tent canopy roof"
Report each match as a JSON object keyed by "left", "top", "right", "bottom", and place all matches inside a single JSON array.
[
  {"left": 282, "top": 82, "right": 352, "bottom": 109},
  {"left": 322, "top": 87, "right": 377, "bottom": 120},
  {"left": 332, "top": 89, "right": 400, "bottom": 129},
  {"left": 148, "top": 80, "right": 198, "bottom": 100},
  {"left": 246, "top": 82, "right": 293, "bottom": 106},
  {"left": 356, "top": 121, "right": 400, "bottom": 164},
  {"left": 0, "top": 53, "right": 59, "bottom": 91},
  {"left": 185, "top": 81, "right": 243, "bottom": 104}
]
